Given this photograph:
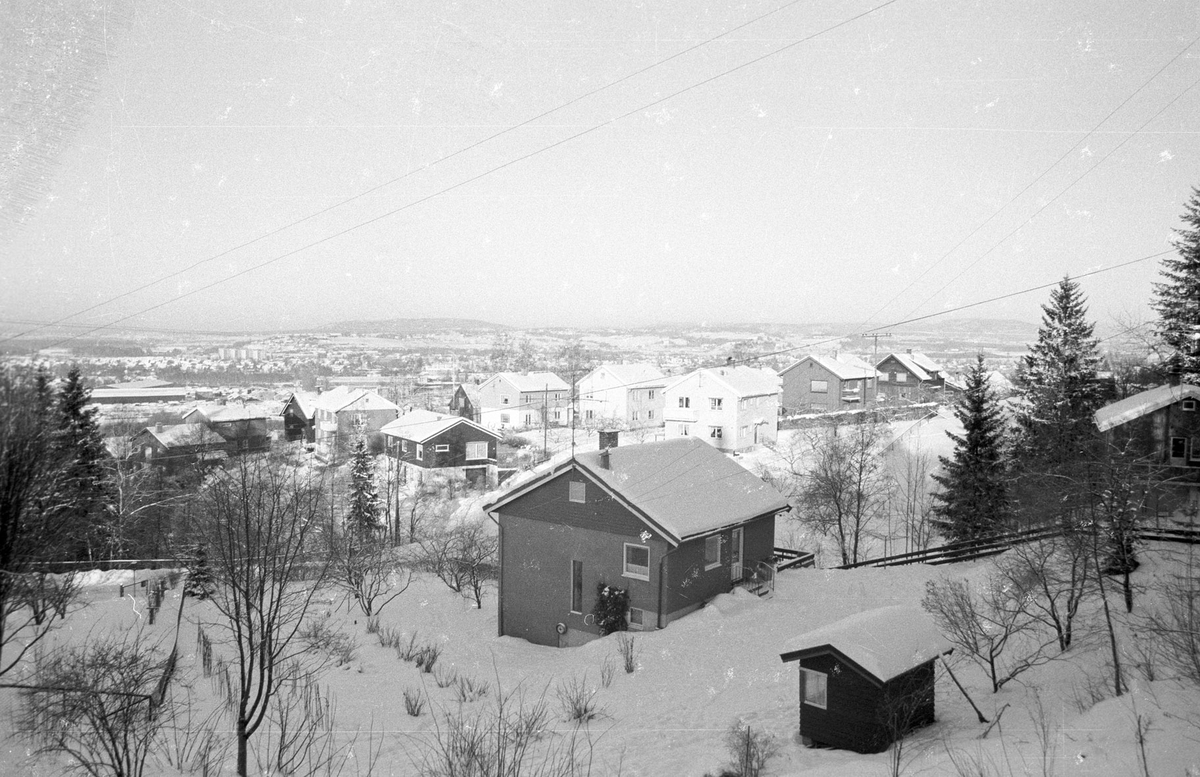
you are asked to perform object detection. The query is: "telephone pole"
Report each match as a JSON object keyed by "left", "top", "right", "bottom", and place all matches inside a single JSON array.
[{"left": 860, "top": 332, "right": 893, "bottom": 362}]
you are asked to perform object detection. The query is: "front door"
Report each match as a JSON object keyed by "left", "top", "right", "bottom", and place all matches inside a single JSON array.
[{"left": 730, "top": 527, "right": 744, "bottom": 582}]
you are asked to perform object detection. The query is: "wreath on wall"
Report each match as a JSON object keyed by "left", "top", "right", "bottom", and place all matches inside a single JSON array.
[{"left": 592, "top": 583, "right": 629, "bottom": 635}]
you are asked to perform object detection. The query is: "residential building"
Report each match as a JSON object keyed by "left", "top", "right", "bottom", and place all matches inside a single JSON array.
[
  {"left": 183, "top": 403, "right": 273, "bottom": 454},
  {"left": 575, "top": 363, "right": 667, "bottom": 429},
  {"left": 129, "top": 423, "right": 228, "bottom": 474},
  {"left": 662, "top": 365, "right": 780, "bottom": 450},
  {"left": 381, "top": 409, "right": 501, "bottom": 487},
  {"left": 778, "top": 353, "right": 878, "bottom": 414},
  {"left": 311, "top": 387, "right": 400, "bottom": 459},
  {"left": 449, "top": 383, "right": 483, "bottom": 423},
  {"left": 476, "top": 372, "right": 571, "bottom": 430},
  {"left": 875, "top": 350, "right": 947, "bottom": 403},
  {"left": 280, "top": 391, "right": 320, "bottom": 443},
  {"left": 486, "top": 437, "right": 790, "bottom": 647}
]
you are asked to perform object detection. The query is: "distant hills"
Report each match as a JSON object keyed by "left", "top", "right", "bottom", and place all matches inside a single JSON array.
[{"left": 321, "top": 317, "right": 506, "bottom": 335}]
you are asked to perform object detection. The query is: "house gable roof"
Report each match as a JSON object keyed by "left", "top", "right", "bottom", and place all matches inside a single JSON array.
[
  {"left": 780, "top": 605, "right": 953, "bottom": 686},
  {"left": 579, "top": 363, "right": 667, "bottom": 390},
  {"left": 184, "top": 404, "right": 274, "bottom": 423},
  {"left": 135, "top": 423, "right": 226, "bottom": 449},
  {"left": 666, "top": 366, "right": 781, "bottom": 398},
  {"left": 485, "top": 437, "right": 789, "bottom": 545},
  {"left": 878, "top": 353, "right": 934, "bottom": 382},
  {"left": 781, "top": 354, "right": 878, "bottom": 381},
  {"left": 381, "top": 409, "right": 500, "bottom": 444},
  {"left": 1094, "top": 384, "right": 1200, "bottom": 432},
  {"left": 484, "top": 371, "right": 571, "bottom": 393},
  {"left": 455, "top": 384, "right": 482, "bottom": 404},
  {"left": 312, "top": 387, "right": 400, "bottom": 414},
  {"left": 282, "top": 391, "right": 321, "bottom": 419}
]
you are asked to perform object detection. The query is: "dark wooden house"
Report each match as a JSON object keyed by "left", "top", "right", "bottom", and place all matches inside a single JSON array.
[
  {"left": 183, "top": 404, "right": 273, "bottom": 454},
  {"left": 380, "top": 409, "right": 501, "bottom": 487},
  {"left": 280, "top": 391, "right": 320, "bottom": 443},
  {"left": 1094, "top": 383, "right": 1200, "bottom": 514},
  {"left": 130, "top": 423, "right": 228, "bottom": 474},
  {"left": 485, "top": 437, "right": 790, "bottom": 648},
  {"left": 875, "top": 351, "right": 946, "bottom": 404},
  {"left": 780, "top": 606, "right": 953, "bottom": 754},
  {"left": 449, "top": 383, "right": 483, "bottom": 423}
]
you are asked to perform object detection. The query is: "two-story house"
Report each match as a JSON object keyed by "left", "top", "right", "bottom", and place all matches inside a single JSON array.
[
  {"left": 280, "top": 391, "right": 321, "bottom": 443},
  {"left": 1094, "top": 383, "right": 1200, "bottom": 514},
  {"left": 381, "top": 409, "right": 502, "bottom": 488},
  {"left": 476, "top": 372, "right": 571, "bottom": 430},
  {"left": 448, "top": 383, "right": 483, "bottom": 423},
  {"left": 778, "top": 354, "right": 878, "bottom": 414},
  {"left": 663, "top": 365, "right": 780, "bottom": 451},
  {"left": 575, "top": 363, "right": 667, "bottom": 429},
  {"left": 486, "top": 436, "right": 790, "bottom": 647},
  {"left": 875, "top": 351, "right": 946, "bottom": 404},
  {"left": 311, "top": 387, "right": 400, "bottom": 460}
]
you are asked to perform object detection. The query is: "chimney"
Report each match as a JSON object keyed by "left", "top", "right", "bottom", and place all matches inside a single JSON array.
[
  {"left": 155, "top": 422, "right": 163, "bottom": 432},
  {"left": 598, "top": 429, "right": 619, "bottom": 450},
  {"left": 599, "top": 448, "right": 611, "bottom": 469},
  {"left": 907, "top": 348, "right": 913, "bottom": 355}
]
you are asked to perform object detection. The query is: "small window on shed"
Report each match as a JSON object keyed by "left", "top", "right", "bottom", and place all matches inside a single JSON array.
[
  {"left": 802, "top": 669, "right": 827, "bottom": 709},
  {"left": 1184, "top": 399, "right": 1197, "bottom": 412},
  {"left": 704, "top": 535, "right": 721, "bottom": 570},
  {"left": 569, "top": 481, "right": 586, "bottom": 503}
]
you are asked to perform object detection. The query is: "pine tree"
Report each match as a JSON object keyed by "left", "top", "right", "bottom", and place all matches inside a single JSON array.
[
  {"left": 346, "top": 437, "right": 380, "bottom": 541},
  {"left": 55, "top": 367, "right": 114, "bottom": 559},
  {"left": 1013, "top": 276, "right": 1105, "bottom": 467},
  {"left": 183, "top": 543, "right": 215, "bottom": 599},
  {"left": 1153, "top": 187, "right": 1200, "bottom": 384},
  {"left": 931, "top": 356, "right": 1011, "bottom": 542}
]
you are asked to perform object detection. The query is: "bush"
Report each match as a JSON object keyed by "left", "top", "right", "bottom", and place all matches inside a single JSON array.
[
  {"left": 501, "top": 432, "right": 533, "bottom": 448},
  {"left": 721, "top": 721, "right": 778, "bottom": 777},
  {"left": 454, "top": 675, "right": 490, "bottom": 703},
  {"left": 555, "top": 673, "right": 604, "bottom": 723},
  {"left": 616, "top": 632, "right": 638, "bottom": 674},
  {"left": 403, "top": 687, "right": 424, "bottom": 717},
  {"left": 592, "top": 583, "right": 628, "bottom": 636},
  {"left": 299, "top": 614, "right": 358, "bottom": 667}
]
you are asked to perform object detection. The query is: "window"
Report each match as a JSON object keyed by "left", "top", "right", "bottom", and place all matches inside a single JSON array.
[
  {"left": 1170, "top": 437, "right": 1187, "bottom": 460},
  {"left": 629, "top": 607, "right": 645, "bottom": 628},
  {"left": 554, "top": 393, "right": 561, "bottom": 400},
  {"left": 416, "top": 444, "right": 423, "bottom": 460},
  {"left": 678, "top": 397, "right": 690, "bottom": 408},
  {"left": 704, "top": 535, "right": 721, "bottom": 569},
  {"left": 710, "top": 426, "right": 723, "bottom": 439},
  {"left": 739, "top": 398, "right": 747, "bottom": 410},
  {"left": 500, "top": 413, "right": 510, "bottom": 424},
  {"left": 524, "top": 414, "right": 532, "bottom": 425},
  {"left": 553, "top": 410, "right": 561, "bottom": 420},
  {"left": 624, "top": 543, "right": 650, "bottom": 580},
  {"left": 710, "top": 397, "right": 723, "bottom": 410},
  {"left": 631, "top": 411, "right": 640, "bottom": 421},
  {"left": 1184, "top": 399, "right": 1197, "bottom": 412},
  {"left": 648, "top": 409, "right": 654, "bottom": 420},
  {"left": 878, "top": 373, "right": 889, "bottom": 382},
  {"left": 571, "top": 560, "right": 583, "bottom": 613},
  {"left": 569, "top": 481, "right": 586, "bottom": 503},
  {"left": 895, "top": 372, "right": 908, "bottom": 383},
  {"left": 466, "top": 441, "right": 488, "bottom": 460},
  {"left": 502, "top": 395, "right": 510, "bottom": 405},
  {"left": 435, "top": 444, "right": 450, "bottom": 453},
  {"left": 802, "top": 669, "right": 827, "bottom": 708},
  {"left": 401, "top": 440, "right": 409, "bottom": 453},
  {"left": 585, "top": 410, "right": 594, "bottom": 420},
  {"left": 648, "top": 390, "right": 655, "bottom": 399},
  {"left": 679, "top": 424, "right": 690, "bottom": 436},
  {"left": 810, "top": 380, "right": 828, "bottom": 394}
]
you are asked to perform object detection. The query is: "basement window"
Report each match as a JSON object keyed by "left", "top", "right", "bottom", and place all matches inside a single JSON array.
[{"left": 628, "top": 607, "right": 645, "bottom": 629}]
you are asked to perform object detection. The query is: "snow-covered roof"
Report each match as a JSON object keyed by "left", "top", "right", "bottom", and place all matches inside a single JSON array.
[
  {"left": 486, "top": 437, "right": 790, "bottom": 545},
  {"left": 381, "top": 409, "right": 499, "bottom": 443},
  {"left": 1094, "top": 384, "right": 1200, "bottom": 432},
  {"left": 667, "top": 365, "right": 781, "bottom": 398},
  {"left": 312, "top": 386, "right": 400, "bottom": 414},
  {"left": 283, "top": 391, "right": 322, "bottom": 418},
  {"left": 456, "top": 383, "right": 482, "bottom": 403},
  {"left": 485, "top": 372, "right": 571, "bottom": 393},
  {"left": 184, "top": 403, "right": 274, "bottom": 423},
  {"left": 781, "top": 354, "right": 878, "bottom": 381},
  {"left": 137, "top": 423, "right": 226, "bottom": 449},
  {"left": 780, "top": 605, "right": 953, "bottom": 684},
  {"left": 878, "top": 352, "right": 941, "bottom": 381},
  {"left": 579, "top": 363, "right": 667, "bottom": 389}
]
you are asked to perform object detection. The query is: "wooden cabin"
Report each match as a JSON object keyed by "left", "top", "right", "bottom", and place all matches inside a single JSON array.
[{"left": 780, "top": 606, "right": 952, "bottom": 754}]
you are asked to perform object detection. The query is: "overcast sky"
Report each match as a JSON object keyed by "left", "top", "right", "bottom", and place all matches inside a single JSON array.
[{"left": 2, "top": 0, "right": 1199, "bottom": 336}]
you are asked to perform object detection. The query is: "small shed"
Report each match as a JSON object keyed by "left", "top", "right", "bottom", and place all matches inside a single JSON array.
[{"left": 780, "top": 606, "right": 953, "bottom": 754}]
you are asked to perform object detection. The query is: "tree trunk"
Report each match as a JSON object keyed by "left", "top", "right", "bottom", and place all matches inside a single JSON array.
[{"left": 237, "top": 718, "right": 249, "bottom": 776}]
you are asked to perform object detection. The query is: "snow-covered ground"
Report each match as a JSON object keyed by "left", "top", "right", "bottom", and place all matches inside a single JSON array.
[{"left": 3, "top": 541, "right": 1199, "bottom": 776}]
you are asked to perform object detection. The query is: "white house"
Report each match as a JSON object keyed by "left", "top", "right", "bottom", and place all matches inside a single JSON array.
[
  {"left": 476, "top": 372, "right": 572, "bottom": 430},
  {"left": 663, "top": 365, "right": 780, "bottom": 451},
  {"left": 576, "top": 363, "right": 667, "bottom": 429}
]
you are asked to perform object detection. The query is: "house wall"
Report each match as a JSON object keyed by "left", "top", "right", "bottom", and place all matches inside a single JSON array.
[
  {"left": 780, "top": 361, "right": 875, "bottom": 414},
  {"left": 1106, "top": 401, "right": 1200, "bottom": 511},
  {"left": 876, "top": 356, "right": 944, "bottom": 403},
  {"left": 661, "top": 513, "right": 775, "bottom": 621},
  {"left": 664, "top": 373, "right": 778, "bottom": 450},
  {"left": 389, "top": 425, "right": 498, "bottom": 470},
  {"left": 282, "top": 402, "right": 314, "bottom": 442},
  {"left": 626, "top": 386, "right": 665, "bottom": 428}
]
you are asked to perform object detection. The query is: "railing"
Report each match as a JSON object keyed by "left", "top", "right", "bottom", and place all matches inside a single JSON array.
[
  {"left": 732, "top": 559, "right": 777, "bottom": 597},
  {"left": 773, "top": 547, "right": 816, "bottom": 571}
]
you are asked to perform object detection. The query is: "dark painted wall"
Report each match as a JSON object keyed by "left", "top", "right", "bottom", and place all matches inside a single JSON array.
[
  {"left": 390, "top": 423, "right": 498, "bottom": 470},
  {"left": 661, "top": 514, "right": 775, "bottom": 621}
]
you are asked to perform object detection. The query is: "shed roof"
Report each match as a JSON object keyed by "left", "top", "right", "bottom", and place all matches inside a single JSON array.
[
  {"left": 486, "top": 437, "right": 789, "bottom": 545},
  {"left": 780, "top": 605, "right": 953, "bottom": 684},
  {"left": 282, "top": 391, "right": 321, "bottom": 419},
  {"left": 1094, "top": 384, "right": 1200, "bottom": 432},
  {"left": 381, "top": 409, "right": 500, "bottom": 444},
  {"left": 184, "top": 403, "right": 274, "bottom": 423}
]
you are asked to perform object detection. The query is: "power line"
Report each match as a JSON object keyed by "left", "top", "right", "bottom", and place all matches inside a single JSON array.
[
  {"left": 3, "top": 0, "right": 816, "bottom": 345},
  {"left": 854, "top": 30, "right": 1200, "bottom": 335},
  {"left": 32, "top": 0, "right": 904, "bottom": 350}
]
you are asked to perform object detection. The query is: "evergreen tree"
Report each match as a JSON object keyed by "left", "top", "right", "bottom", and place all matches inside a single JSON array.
[
  {"left": 1013, "top": 276, "right": 1105, "bottom": 467},
  {"left": 345, "top": 437, "right": 380, "bottom": 541},
  {"left": 183, "top": 543, "right": 215, "bottom": 599},
  {"left": 55, "top": 367, "right": 114, "bottom": 559},
  {"left": 931, "top": 355, "right": 1011, "bottom": 542},
  {"left": 1153, "top": 187, "right": 1200, "bottom": 384}
]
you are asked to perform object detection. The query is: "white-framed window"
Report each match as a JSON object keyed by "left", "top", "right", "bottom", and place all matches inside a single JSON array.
[
  {"left": 631, "top": 411, "right": 640, "bottom": 421},
  {"left": 435, "top": 444, "right": 450, "bottom": 453},
  {"left": 401, "top": 439, "right": 409, "bottom": 453},
  {"left": 502, "top": 395, "right": 510, "bottom": 405},
  {"left": 571, "top": 560, "right": 583, "bottom": 614},
  {"left": 466, "top": 441, "right": 488, "bottom": 460},
  {"left": 704, "top": 535, "right": 721, "bottom": 570},
  {"left": 802, "top": 669, "right": 827, "bottom": 709},
  {"left": 1184, "top": 399, "right": 1197, "bottom": 412},
  {"left": 569, "top": 481, "right": 586, "bottom": 503},
  {"left": 524, "top": 414, "right": 533, "bottom": 425},
  {"left": 553, "top": 410, "right": 561, "bottom": 420},
  {"left": 710, "top": 397, "right": 723, "bottom": 410},
  {"left": 648, "top": 409, "right": 654, "bottom": 420},
  {"left": 710, "top": 426, "right": 723, "bottom": 439},
  {"left": 585, "top": 410, "right": 594, "bottom": 420},
  {"left": 739, "top": 398, "right": 747, "bottom": 410},
  {"left": 679, "top": 424, "right": 690, "bottom": 436},
  {"left": 810, "top": 380, "right": 828, "bottom": 394},
  {"left": 895, "top": 372, "right": 908, "bottom": 383},
  {"left": 648, "top": 390, "right": 655, "bottom": 399},
  {"left": 416, "top": 444, "right": 424, "bottom": 460},
  {"left": 623, "top": 543, "right": 650, "bottom": 581},
  {"left": 554, "top": 393, "right": 561, "bottom": 400},
  {"left": 678, "top": 397, "right": 690, "bottom": 408},
  {"left": 628, "top": 607, "right": 645, "bottom": 629},
  {"left": 878, "top": 373, "right": 889, "bottom": 382},
  {"left": 500, "top": 413, "right": 510, "bottom": 424}
]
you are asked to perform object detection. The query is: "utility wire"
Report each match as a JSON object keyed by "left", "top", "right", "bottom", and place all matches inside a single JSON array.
[
  {"left": 3, "top": 0, "right": 815, "bottom": 344},
  {"left": 34, "top": 0, "right": 903, "bottom": 350},
  {"left": 855, "top": 30, "right": 1200, "bottom": 335}
]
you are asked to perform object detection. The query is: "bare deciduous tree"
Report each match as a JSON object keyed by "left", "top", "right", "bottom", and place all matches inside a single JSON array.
[
  {"left": 193, "top": 455, "right": 331, "bottom": 776},
  {"left": 332, "top": 534, "right": 412, "bottom": 617},
  {"left": 998, "top": 533, "right": 1093, "bottom": 652},
  {"left": 885, "top": 439, "right": 938, "bottom": 554},
  {"left": 419, "top": 517, "right": 498, "bottom": 609}
]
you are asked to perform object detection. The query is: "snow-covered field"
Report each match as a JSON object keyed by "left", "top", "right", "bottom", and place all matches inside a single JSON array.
[{"left": 3, "top": 540, "right": 1199, "bottom": 776}]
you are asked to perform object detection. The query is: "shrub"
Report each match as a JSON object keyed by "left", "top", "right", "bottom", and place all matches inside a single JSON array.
[
  {"left": 599, "top": 656, "right": 616, "bottom": 688},
  {"left": 403, "top": 687, "right": 424, "bottom": 717},
  {"left": 416, "top": 644, "right": 442, "bottom": 673},
  {"left": 501, "top": 432, "right": 533, "bottom": 448},
  {"left": 299, "top": 614, "right": 358, "bottom": 667},
  {"left": 434, "top": 665, "right": 459, "bottom": 689},
  {"left": 592, "top": 584, "right": 629, "bottom": 636},
  {"left": 454, "top": 675, "right": 491, "bottom": 703},
  {"left": 365, "top": 616, "right": 380, "bottom": 635},
  {"left": 616, "top": 632, "right": 638, "bottom": 674},
  {"left": 721, "top": 721, "right": 778, "bottom": 777},
  {"left": 555, "top": 674, "right": 604, "bottom": 723}
]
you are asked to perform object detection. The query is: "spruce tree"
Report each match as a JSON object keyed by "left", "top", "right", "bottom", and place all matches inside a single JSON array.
[
  {"left": 1153, "top": 187, "right": 1200, "bottom": 384},
  {"left": 931, "top": 355, "right": 1011, "bottom": 542},
  {"left": 1013, "top": 276, "right": 1105, "bottom": 467},
  {"left": 55, "top": 367, "right": 114, "bottom": 559},
  {"left": 346, "top": 437, "right": 380, "bottom": 541},
  {"left": 183, "top": 543, "right": 215, "bottom": 599}
]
